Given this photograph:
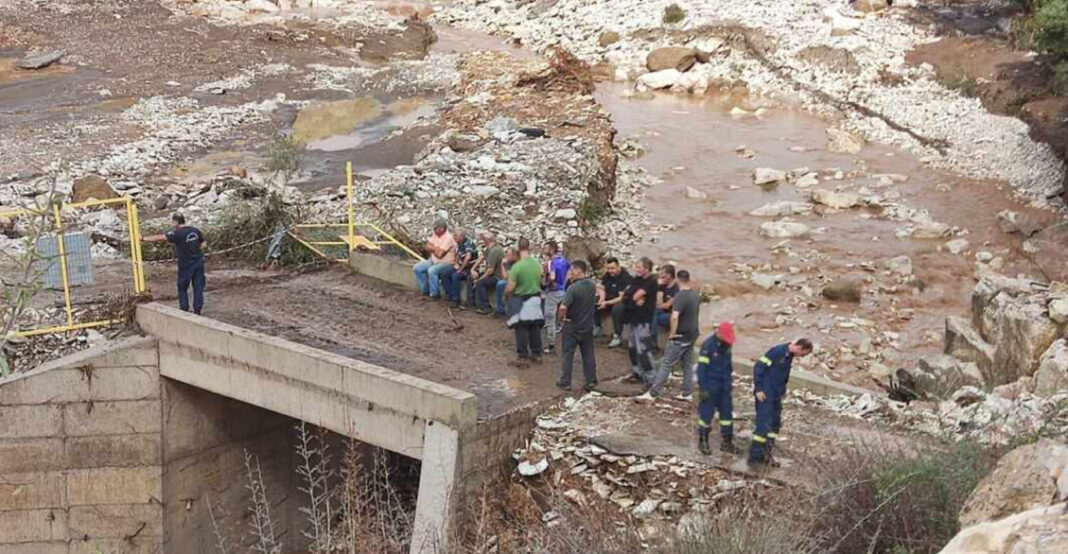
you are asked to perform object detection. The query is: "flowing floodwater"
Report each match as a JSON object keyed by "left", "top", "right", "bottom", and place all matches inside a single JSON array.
[{"left": 596, "top": 83, "right": 1057, "bottom": 383}]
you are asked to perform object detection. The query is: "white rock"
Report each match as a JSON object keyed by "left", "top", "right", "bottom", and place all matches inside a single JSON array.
[
  {"left": 824, "top": 6, "right": 862, "bottom": 36},
  {"left": 794, "top": 172, "right": 820, "bottom": 188},
  {"left": 749, "top": 201, "right": 812, "bottom": 217},
  {"left": 826, "top": 127, "right": 864, "bottom": 154},
  {"left": 945, "top": 238, "right": 971, "bottom": 255},
  {"left": 553, "top": 208, "right": 578, "bottom": 220},
  {"left": 1034, "top": 339, "right": 1068, "bottom": 397},
  {"left": 811, "top": 188, "right": 860, "bottom": 209},
  {"left": 684, "top": 186, "right": 708, "bottom": 200},
  {"left": 245, "top": 0, "right": 281, "bottom": 13},
  {"left": 730, "top": 106, "right": 754, "bottom": 118},
  {"left": 1049, "top": 297, "right": 1068, "bottom": 324},
  {"left": 750, "top": 273, "right": 782, "bottom": 290},
  {"left": 759, "top": 221, "right": 810, "bottom": 238},
  {"left": 753, "top": 167, "right": 787, "bottom": 186},
  {"left": 469, "top": 185, "right": 500, "bottom": 197},
  {"left": 885, "top": 255, "right": 913, "bottom": 276},
  {"left": 637, "top": 69, "right": 681, "bottom": 90},
  {"left": 517, "top": 458, "right": 549, "bottom": 476},
  {"left": 633, "top": 498, "right": 662, "bottom": 518}
]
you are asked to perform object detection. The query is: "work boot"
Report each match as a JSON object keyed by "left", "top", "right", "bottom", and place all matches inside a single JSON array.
[
  {"left": 583, "top": 381, "right": 598, "bottom": 392},
  {"left": 720, "top": 436, "right": 740, "bottom": 455},
  {"left": 698, "top": 428, "right": 711, "bottom": 455}
]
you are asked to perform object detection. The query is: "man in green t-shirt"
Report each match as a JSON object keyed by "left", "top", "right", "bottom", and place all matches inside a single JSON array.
[{"left": 505, "top": 238, "right": 545, "bottom": 363}]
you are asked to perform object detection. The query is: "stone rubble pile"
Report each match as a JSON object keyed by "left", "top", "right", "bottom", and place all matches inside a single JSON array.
[
  {"left": 512, "top": 393, "right": 773, "bottom": 528},
  {"left": 436, "top": 0, "right": 1065, "bottom": 206},
  {"left": 797, "top": 383, "right": 1068, "bottom": 447}
]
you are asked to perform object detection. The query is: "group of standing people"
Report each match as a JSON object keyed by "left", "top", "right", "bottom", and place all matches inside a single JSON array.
[{"left": 412, "top": 221, "right": 814, "bottom": 467}]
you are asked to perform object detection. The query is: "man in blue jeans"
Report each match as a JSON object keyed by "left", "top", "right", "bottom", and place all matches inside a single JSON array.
[
  {"left": 446, "top": 228, "right": 478, "bottom": 309},
  {"left": 494, "top": 248, "right": 517, "bottom": 316},
  {"left": 144, "top": 213, "right": 207, "bottom": 315},
  {"left": 412, "top": 218, "right": 457, "bottom": 300}
]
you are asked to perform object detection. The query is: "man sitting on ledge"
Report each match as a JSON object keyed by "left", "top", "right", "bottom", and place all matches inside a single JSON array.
[{"left": 413, "top": 218, "right": 456, "bottom": 300}]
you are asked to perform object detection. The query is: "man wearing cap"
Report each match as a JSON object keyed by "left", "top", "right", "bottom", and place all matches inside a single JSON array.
[
  {"left": 638, "top": 269, "right": 700, "bottom": 402},
  {"left": 748, "top": 338, "right": 814, "bottom": 466},
  {"left": 695, "top": 322, "right": 737, "bottom": 455},
  {"left": 144, "top": 213, "right": 207, "bottom": 315},
  {"left": 413, "top": 218, "right": 457, "bottom": 300}
]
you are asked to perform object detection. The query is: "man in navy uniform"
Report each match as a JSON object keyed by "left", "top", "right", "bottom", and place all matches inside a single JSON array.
[
  {"left": 696, "top": 322, "right": 737, "bottom": 455},
  {"left": 145, "top": 213, "right": 207, "bottom": 315},
  {"left": 748, "top": 338, "right": 813, "bottom": 467}
]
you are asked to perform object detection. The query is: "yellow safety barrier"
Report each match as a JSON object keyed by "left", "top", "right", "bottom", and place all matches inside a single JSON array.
[
  {"left": 290, "top": 161, "right": 424, "bottom": 263},
  {"left": 0, "top": 196, "right": 147, "bottom": 338}
]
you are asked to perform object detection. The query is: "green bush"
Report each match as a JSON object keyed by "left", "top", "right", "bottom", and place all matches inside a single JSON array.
[
  {"left": 663, "top": 3, "right": 686, "bottom": 25},
  {"left": 1033, "top": 0, "right": 1068, "bottom": 58}
]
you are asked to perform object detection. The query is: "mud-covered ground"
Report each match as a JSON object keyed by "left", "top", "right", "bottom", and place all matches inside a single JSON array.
[{"left": 205, "top": 266, "right": 632, "bottom": 419}]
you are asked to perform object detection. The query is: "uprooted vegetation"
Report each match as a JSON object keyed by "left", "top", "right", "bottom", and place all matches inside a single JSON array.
[{"left": 516, "top": 47, "right": 596, "bottom": 95}]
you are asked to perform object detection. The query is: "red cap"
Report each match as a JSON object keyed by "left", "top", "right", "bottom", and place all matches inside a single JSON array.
[{"left": 717, "top": 322, "right": 736, "bottom": 345}]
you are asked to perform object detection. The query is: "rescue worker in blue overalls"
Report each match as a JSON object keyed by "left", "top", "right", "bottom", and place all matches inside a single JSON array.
[
  {"left": 748, "top": 338, "right": 813, "bottom": 467},
  {"left": 144, "top": 213, "right": 208, "bottom": 315},
  {"left": 696, "top": 321, "right": 738, "bottom": 455}
]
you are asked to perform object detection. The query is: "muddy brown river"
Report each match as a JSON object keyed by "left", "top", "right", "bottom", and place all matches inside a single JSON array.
[{"left": 597, "top": 82, "right": 1057, "bottom": 385}]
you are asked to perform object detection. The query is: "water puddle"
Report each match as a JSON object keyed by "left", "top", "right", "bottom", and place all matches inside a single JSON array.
[
  {"left": 596, "top": 82, "right": 1054, "bottom": 381},
  {"left": 297, "top": 96, "right": 436, "bottom": 152}
]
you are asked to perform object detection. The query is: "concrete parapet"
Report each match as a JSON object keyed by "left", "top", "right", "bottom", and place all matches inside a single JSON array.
[{"left": 348, "top": 251, "right": 419, "bottom": 290}]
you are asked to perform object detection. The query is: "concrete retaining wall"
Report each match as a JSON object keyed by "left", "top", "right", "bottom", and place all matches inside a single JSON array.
[{"left": 0, "top": 337, "right": 164, "bottom": 554}]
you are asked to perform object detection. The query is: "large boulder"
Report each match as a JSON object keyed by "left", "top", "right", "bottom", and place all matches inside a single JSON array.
[
  {"left": 822, "top": 278, "right": 863, "bottom": 303},
  {"left": 71, "top": 175, "right": 120, "bottom": 203},
  {"left": 914, "top": 354, "right": 984, "bottom": 396},
  {"left": 646, "top": 47, "right": 697, "bottom": 72},
  {"left": 940, "top": 503, "right": 1068, "bottom": 554},
  {"left": 1034, "top": 339, "right": 1068, "bottom": 397},
  {"left": 959, "top": 439, "right": 1068, "bottom": 527},
  {"left": 992, "top": 299, "right": 1061, "bottom": 384},
  {"left": 945, "top": 316, "right": 995, "bottom": 374}
]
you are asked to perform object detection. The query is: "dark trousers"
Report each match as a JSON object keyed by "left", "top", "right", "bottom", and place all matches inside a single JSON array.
[
  {"left": 515, "top": 322, "right": 543, "bottom": 359},
  {"left": 447, "top": 270, "right": 471, "bottom": 304},
  {"left": 558, "top": 327, "right": 597, "bottom": 388},
  {"left": 698, "top": 379, "right": 734, "bottom": 439},
  {"left": 177, "top": 263, "right": 206, "bottom": 314},
  {"left": 597, "top": 302, "right": 626, "bottom": 336},
  {"left": 474, "top": 275, "right": 498, "bottom": 311},
  {"left": 748, "top": 395, "right": 784, "bottom": 463}
]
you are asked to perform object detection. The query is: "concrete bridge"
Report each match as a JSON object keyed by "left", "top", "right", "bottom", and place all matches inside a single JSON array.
[{"left": 0, "top": 303, "right": 489, "bottom": 554}]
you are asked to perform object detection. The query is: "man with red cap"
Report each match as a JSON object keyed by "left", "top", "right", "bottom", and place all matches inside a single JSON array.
[{"left": 696, "top": 322, "right": 738, "bottom": 455}]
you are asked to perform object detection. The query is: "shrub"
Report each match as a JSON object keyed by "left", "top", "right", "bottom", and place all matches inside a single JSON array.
[
  {"left": 578, "top": 196, "right": 606, "bottom": 225},
  {"left": 663, "top": 3, "right": 686, "bottom": 25},
  {"left": 267, "top": 134, "right": 303, "bottom": 180},
  {"left": 1022, "top": 0, "right": 1068, "bottom": 59},
  {"left": 807, "top": 441, "right": 997, "bottom": 554}
]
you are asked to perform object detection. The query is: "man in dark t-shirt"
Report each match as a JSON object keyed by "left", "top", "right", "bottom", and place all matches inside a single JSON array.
[
  {"left": 557, "top": 260, "right": 598, "bottom": 391},
  {"left": 621, "top": 257, "right": 658, "bottom": 385},
  {"left": 145, "top": 213, "right": 207, "bottom": 314},
  {"left": 597, "top": 256, "right": 633, "bottom": 347},
  {"left": 641, "top": 270, "right": 701, "bottom": 401}
]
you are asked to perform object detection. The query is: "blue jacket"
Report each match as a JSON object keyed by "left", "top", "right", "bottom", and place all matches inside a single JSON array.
[
  {"left": 697, "top": 335, "right": 732, "bottom": 387},
  {"left": 754, "top": 343, "right": 793, "bottom": 400}
]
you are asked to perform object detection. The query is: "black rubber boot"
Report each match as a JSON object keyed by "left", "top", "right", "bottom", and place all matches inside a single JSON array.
[
  {"left": 720, "top": 435, "right": 740, "bottom": 455},
  {"left": 698, "top": 428, "right": 711, "bottom": 455}
]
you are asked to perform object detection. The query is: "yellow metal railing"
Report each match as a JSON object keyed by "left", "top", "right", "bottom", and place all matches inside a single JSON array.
[
  {"left": 290, "top": 161, "right": 424, "bottom": 263},
  {"left": 0, "top": 196, "right": 146, "bottom": 338}
]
